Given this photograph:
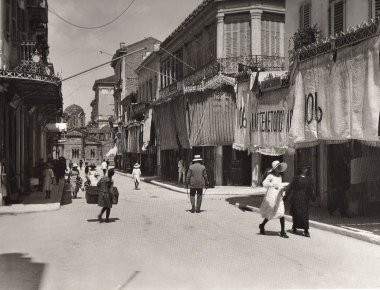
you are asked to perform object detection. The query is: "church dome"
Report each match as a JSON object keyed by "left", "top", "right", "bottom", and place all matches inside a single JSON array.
[{"left": 64, "top": 104, "right": 85, "bottom": 116}]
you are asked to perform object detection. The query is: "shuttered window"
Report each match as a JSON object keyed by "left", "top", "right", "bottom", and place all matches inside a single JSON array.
[
  {"left": 261, "top": 13, "right": 285, "bottom": 57},
  {"left": 206, "top": 23, "right": 217, "bottom": 63},
  {"left": 299, "top": 1, "right": 311, "bottom": 29},
  {"left": 371, "top": 0, "right": 380, "bottom": 18},
  {"left": 224, "top": 14, "right": 251, "bottom": 58},
  {"left": 329, "top": 0, "right": 345, "bottom": 35}
]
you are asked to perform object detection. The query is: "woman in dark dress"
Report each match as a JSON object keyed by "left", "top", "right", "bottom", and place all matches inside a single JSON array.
[
  {"left": 97, "top": 169, "right": 115, "bottom": 223},
  {"left": 284, "top": 166, "right": 316, "bottom": 237}
]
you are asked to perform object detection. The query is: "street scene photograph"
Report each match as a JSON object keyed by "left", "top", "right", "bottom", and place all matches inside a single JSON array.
[{"left": 1, "top": 0, "right": 380, "bottom": 289}]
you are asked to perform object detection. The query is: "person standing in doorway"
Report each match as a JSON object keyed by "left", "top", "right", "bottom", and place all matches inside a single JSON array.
[
  {"left": 43, "top": 163, "right": 55, "bottom": 199},
  {"left": 178, "top": 159, "right": 186, "bottom": 184},
  {"left": 97, "top": 168, "right": 115, "bottom": 223},
  {"left": 259, "top": 160, "right": 289, "bottom": 238},
  {"left": 101, "top": 159, "right": 107, "bottom": 176},
  {"left": 132, "top": 163, "right": 141, "bottom": 190},
  {"left": 79, "top": 159, "right": 83, "bottom": 171},
  {"left": 283, "top": 166, "right": 316, "bottom": 237},
  {"left": 186, "top": 155, "right": 209, "bottom": 213}
]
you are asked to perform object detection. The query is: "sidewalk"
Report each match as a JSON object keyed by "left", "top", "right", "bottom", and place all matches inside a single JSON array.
[
  {"left": 0, "top": 178, "right": 65, "bottom": 215},
  {"left": 116, "top": 170, "right": 380, "bottom": 245},
  {"left": 115, "top": 170, "right": 265, "bottom": 196}
]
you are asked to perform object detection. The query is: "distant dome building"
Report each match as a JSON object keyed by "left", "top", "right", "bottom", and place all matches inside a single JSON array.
[{"left": 63, "top": 104, "right": 86, "bottom": 129}]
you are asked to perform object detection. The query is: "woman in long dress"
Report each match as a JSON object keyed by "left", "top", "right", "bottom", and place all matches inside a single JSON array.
[
  {"left": 284, "top": 166, "right": 316, "bottom": 237},
  {"left": 97, "top": 169, "right": 115, "bottom": 223},
  {"left": 43, "top": 163, "right": 55, "bottom": 199},
  {"left": 259, "top": 160, "right": 289, "bottom": 238},
  {"left": 132, "top": 163, "right": 141, "bottom": 190}
]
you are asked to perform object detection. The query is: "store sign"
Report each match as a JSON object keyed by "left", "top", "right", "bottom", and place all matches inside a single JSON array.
[{"left": 290, "top": 37, "right": 380, "bottom": 146}]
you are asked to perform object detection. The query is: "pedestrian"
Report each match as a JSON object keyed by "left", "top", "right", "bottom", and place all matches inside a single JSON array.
[
  {"left": 69, "top": 163, "right": 79, "bottom": 198},
  {"left": 186, "top": 155, "right": 209, "bottom": 213},
  {"left": 35, "top": 158, "right": 44, "bottom": 191},
  {"left": 259, "top": 160, "right": 289, "bottom": 238},
  {"left": 97, "top": 168, "right": 115, "bottom": 223},
  {"left": 42, "top": 163, "right": 55, "bottom": 199},
  {"left": 283, "top": 166, "right": 316, "bottom": 237},
  {"left": 74, "top": 175, "right": 83, "bottom": 199},
  {"left": 106, "top": 159, "right": 110, "bottom": 169},
  {"left": 79, "top": 159, "right": 83, "bottom": 170},
  {"left": 132, "top": 163, "right": 141, "bottom": 190},
  {"left": 178, "top": 159, "right": 185, "bottom": 184},
  {"left": 101, "top": 159, "right": 107, "bottom": 176},
  {"left": 69, "top": 160, "right": 73, "bottom": 170}
]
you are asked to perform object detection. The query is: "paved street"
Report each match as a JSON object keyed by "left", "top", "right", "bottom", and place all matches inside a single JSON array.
[{"left": 1, "top": 172, "right": 380, "bottom": 290}]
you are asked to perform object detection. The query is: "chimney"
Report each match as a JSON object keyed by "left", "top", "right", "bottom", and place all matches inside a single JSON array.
[{"left": 120, "top": 42, "right": 126, "bottom": 48}]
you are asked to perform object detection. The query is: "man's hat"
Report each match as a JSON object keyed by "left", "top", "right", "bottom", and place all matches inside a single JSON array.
[{"left": 192, "top": 155, "right": 203, "bottom": 162}]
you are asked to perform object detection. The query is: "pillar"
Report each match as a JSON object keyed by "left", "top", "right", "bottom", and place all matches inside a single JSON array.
[
  {"left": 318, "top": 143, "right": 328, "bottom": 207},
  {"left": 250, "top": 9, "right": 263, "bottom": 56},
  {"left": 216, "top": 13, "right": 224, "bottom": 58},
  {"left": 16, "top": 106, "right": 21, "bottom": 189},
  {"left": 251, "top": 152, "right": 261, "bottom": 187},
  {"left": 215, "top": 146, "right": 223, "bottom": 186}
]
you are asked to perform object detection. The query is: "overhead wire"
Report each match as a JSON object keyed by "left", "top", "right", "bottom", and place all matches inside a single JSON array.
[{"left": 48, "top": 0, "right": 137, "bottom": 30}]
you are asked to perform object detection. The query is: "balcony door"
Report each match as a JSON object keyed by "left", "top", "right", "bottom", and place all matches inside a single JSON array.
[{"left": 224, "top": 14, "right": 251, "bottom": 58}]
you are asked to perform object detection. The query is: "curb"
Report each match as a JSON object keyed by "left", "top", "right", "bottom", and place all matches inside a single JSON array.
[
  {"left": 238, "top": 203, "right": 380, "bottom": 246},
  {"left": 0, "top": 203, "right": 61, "bottom": 215}
]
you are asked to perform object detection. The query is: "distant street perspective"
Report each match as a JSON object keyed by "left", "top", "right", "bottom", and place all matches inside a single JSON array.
[{"left": 1, "top": 0, "right": 380, "bottom": 289}]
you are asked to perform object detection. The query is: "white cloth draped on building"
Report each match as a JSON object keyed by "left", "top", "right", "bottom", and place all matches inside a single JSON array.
[
  {"left": 142, "top": 109, "right": 153, "bottom": 151},
  {"left": 290, "top": 36, "right": 380, "bottom": 147}
]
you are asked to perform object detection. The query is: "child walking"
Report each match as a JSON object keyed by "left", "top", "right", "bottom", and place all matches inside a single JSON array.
[{"left": 132, "top": 163, "right": 141, "bottom": 190}]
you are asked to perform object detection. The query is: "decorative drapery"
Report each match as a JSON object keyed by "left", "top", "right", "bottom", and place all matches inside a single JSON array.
[
  {"left": 186, "top": 90, "right": 235, "bottom": 147},
  {"left": 154, "top": 102, "right": 178, "bottom": 150},
  {"left": 171, "top": 95, "right": 190, "bottom": 149},
  {"left": 127, "top": 124, "right": 141, "bottom": 154},
  {"left": 290, "top": 36, "right": 380, "bottom": 147},
  {"left": 142, "top": 109, "right": 153, "bottom": 151}
]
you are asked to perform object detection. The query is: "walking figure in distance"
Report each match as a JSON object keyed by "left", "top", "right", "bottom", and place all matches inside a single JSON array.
[
  {"left": 178, "top": 158, "right": 186, "bottom": 184},
  {"left": 283, "top": 166, "right": 316, "bottom": 237},
  {"left": 259, "top": 160, "right": 289, "bottom": 238},
  {"left": 97, "top": 168, "right": 115, "bottom": 223},
  {"left": 186, "top": 155, "right": 209, "bottom": 213},
  {"left": 73, "top": 175, "right": 83, "bottom": 199},
  {"left": 132, "top": 163, "right": 141, "bottom": 190},
  {"left": 43, "top": 163, "right": 55, "bottom": 199},
  {"left": 101, "top": 159, "right": 107, "bottom": 176}
]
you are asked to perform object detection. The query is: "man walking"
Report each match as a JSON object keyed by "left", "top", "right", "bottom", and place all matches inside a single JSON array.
[
  {"left": 186, "top": 155, "right": 209, "bottom": 213},
  {"left": 101, "top": 159, "right": 107, "bottom": 176},
  {"left": 178, "top": 159, "right": 186, "bottom": 184}
]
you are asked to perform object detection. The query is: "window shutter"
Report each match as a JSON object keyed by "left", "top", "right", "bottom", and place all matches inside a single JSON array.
[
  {"left": 333, "top": 0, "right": 344, "bottom": 34},
  {"left": 375, "top": 0, "right": 380, "bottom": 18},
  {"left": 299, "top": 2, "right": 311, "bottom": 29},
  {"left": 328, "top": 5, "right": 332, "bottom": 35},
  {"left": 224, "top": 14, "right": 251, "bottom": 58}
]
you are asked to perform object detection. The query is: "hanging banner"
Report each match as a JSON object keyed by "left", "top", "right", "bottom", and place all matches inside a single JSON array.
[
  {"left": 290, "top": 36, "right": 380, "bottom": 147},
  {"left": 250, "top": 93, "right": 293, "bottom": 156}
]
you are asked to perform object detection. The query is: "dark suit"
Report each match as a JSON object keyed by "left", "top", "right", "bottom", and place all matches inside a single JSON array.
[{"left": 186, "top": 162, "right": 209, "bottom": 212}]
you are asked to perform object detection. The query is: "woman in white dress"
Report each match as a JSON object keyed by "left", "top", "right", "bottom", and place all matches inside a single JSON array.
[{"left": 259, "top": 160, "right": 289, "bottom": 238}]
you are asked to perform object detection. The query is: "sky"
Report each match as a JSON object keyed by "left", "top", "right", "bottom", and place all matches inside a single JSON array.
[{"left": 48, "top": 0, "right": 204, "bottom": 122}]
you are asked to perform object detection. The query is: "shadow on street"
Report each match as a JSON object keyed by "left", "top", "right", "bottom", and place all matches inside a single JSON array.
[
  {"left": 0, "top": 253, "right": 45, "bottom": 290},
  {"left": 87, "top": 218, "right": 120, "bottom": 223}
]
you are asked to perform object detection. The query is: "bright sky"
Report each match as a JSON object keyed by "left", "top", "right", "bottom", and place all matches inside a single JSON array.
[{"left": 48, "top": 0, "right": 203, "bottom": 122}]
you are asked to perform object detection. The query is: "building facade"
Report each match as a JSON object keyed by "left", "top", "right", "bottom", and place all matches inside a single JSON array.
[
  {"left": 0, "top": 0, "right": 62, "bottom": 204},
  {"left": 91, "top": 75, "right": 115, "bottom": 129},
  {"left": 110, "top": 38, "right": 160, "bottom": 172},
  {"left": 153, "top": 0, "right": 286, "bottom": 186},
  {"left": 245, "top": 0, "right": 380, "bottom": 215}
]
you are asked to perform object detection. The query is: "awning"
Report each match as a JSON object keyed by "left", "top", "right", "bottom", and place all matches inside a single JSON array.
[
  {"left": 106, "top": 145, "right": 118, "bottom": 157},
  {"left": 290, "top": 36, "right": 380, "bottom": 145},
  {"left": 154, "top": 102, "right": 178, "bottom": 150},
  {"left": 142, "top": 109, "right": 152, "bottom": 151},
  {"left": 127, "top": 123, "right": 142, "bottom": 153}
]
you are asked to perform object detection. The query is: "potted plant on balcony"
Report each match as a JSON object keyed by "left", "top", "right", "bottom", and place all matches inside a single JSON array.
[{"left": 290, "top": 24, "right": 322, "bottom": 51}]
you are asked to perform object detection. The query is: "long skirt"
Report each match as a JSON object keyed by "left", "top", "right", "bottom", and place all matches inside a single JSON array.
[
  {"left": 290, "top": 192, "right": 310, "bottom": 229},
  {"left": 259, "top": 187, "right": 284, "bottom": 220},
  {"left": 98, "top": 192, "right": 112, "bottom": 208}
]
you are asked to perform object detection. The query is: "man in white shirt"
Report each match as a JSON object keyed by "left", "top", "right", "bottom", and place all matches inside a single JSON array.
[{"left": 101, "top": 159, "right": 107, "bottom": 176}]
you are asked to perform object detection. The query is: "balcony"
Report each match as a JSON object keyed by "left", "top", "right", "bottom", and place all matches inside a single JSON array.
[{"left": 19, "top": 41, "right": 36, "bottom": 62}]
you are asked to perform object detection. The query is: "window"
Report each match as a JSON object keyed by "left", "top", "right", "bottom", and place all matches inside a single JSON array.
[
  {"left": 299, "top": 1, "right": 311, "bottom": 29},
  {"left": 90, "top": 149, "right": 95, "bottom": 158},
  {"left": 370, "top": 0, "right": 380, "bottom": 19},
  {"left": 206, "top": 23, "right": 217, "bottom": 63},
  {"left": 329, "top": 0, "right": 346, "bottom": 35},
  {"left": 224, "top": 14, "right": 251, "bottom": 58},
  {"left": 72, "top": 149, "right": 80, "bottom": 159},
  {"left": 261, "top": 13, "right": 285, "bottom": 57}
]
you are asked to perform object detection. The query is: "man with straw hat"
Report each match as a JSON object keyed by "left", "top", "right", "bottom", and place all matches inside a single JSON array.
[{"left": 186, "top": 155, "right": 209, "bottom": 213}]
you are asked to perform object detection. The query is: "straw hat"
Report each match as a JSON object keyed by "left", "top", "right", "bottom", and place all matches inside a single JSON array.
[
  {"left": 72, "top": 163, "right": 78, "bottom": 168},
  {"left": 269, "top": 160, "right": 287, "bottom": 173},
  {"left": 133, "top": 163, "right": 140, "bottom": 169},
  {"left": 192, "top": 155, "right": 203, "bottom": 162}
]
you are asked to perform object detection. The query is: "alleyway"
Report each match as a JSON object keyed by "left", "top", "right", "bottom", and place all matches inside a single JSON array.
[{"left": 0, "top": 172, "right": 380, "bottom": 290}]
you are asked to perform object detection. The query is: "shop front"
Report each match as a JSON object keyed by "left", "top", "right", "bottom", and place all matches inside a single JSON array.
[{"left": 290, "top": 35, "right": 380, "bottom": 213}]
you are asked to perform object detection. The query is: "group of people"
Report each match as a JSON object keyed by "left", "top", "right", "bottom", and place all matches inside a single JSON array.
[{"left": 259, "top": 160, "right": 316, "bottom": 238}]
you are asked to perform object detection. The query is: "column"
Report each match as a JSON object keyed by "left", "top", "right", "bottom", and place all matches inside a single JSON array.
[
  {"left": 215, "top": 146, "right": 223, "bottom": 186},
  {"left": 250, "top": 9, "right": 263, "bottom": 56},
  {"left": 16, "top": 107, "right": 21, "bottom": 189},
  {"left": 251, "top": 152, "right": 261, "bottom": 187},
  {"left": 216, "top": 13, "right": 224, "bottom": 58},
  {"left": 318, "top": 143, "right": 328, "bottom": 207}
]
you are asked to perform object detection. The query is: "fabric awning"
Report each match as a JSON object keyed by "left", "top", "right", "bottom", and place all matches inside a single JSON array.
[
  {"left": 106, "top": 145, "right": 118, "bottom": 157},
  {"left": 154, "top": 102, "right": 178, "bottom": 150},
  {"left": 127, "top": 123, "right": 142, "bottom": 154}
]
